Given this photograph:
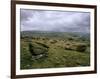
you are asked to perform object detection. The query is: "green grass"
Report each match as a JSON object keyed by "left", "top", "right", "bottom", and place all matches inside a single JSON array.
[{"left": 20, "top": 33, "right": 90, "bottom": 69}]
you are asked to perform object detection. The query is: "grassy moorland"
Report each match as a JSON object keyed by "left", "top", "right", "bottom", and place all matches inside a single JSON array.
[{"left": 20, "top": 31, "right": 90, "bottom": 69}]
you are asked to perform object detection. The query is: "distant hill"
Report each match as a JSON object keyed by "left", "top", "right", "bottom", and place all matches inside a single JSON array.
[{"left": 21, "top": 31, "right": 90, "bottom": 41}]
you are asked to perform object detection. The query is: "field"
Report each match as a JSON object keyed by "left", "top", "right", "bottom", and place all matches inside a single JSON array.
[{"left": 20, "top": 31, "right": 90, "bottom": 69}]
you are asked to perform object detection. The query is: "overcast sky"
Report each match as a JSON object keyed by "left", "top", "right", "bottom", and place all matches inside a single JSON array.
[{"left": 20, "top": 9, "right": 90, "bottom": 33}]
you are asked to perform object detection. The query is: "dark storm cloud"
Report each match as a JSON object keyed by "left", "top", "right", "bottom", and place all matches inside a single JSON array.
[{"left": 20, "top": 9, "right": 90, "bottom": 33}]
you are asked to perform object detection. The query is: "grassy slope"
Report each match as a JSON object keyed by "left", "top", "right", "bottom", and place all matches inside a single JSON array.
[{"left": 20, "top": 31, "right": 90, "bottom": 69}]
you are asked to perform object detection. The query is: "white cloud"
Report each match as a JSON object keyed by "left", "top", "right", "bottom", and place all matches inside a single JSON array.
[{"left": 20, "top": 9, "right": 90, "bottom": 33}]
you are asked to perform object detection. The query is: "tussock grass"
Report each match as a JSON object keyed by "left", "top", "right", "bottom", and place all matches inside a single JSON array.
[{"left": 21, "top": 34, "right": 90, "bottom": 69}]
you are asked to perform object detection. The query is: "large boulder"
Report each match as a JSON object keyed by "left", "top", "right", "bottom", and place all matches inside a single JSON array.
[
  {"left": 29, "top": 42, "right": 48, "bottom": 59},
  {"left": 76, "top": 44, "right": 87, "bottom": 52}
]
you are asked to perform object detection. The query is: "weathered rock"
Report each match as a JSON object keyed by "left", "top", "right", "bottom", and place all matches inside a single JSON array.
[{"left": 29, "top": 42, "right": 48, "bottom": 60}]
